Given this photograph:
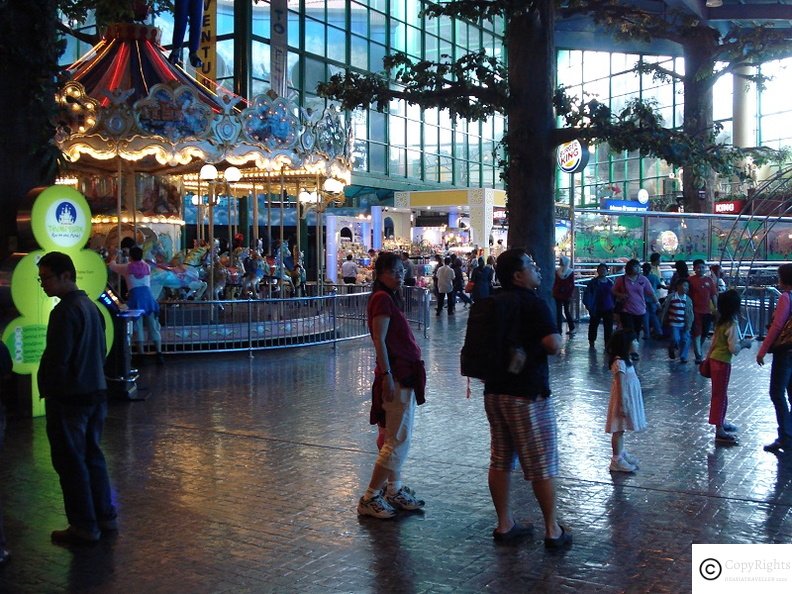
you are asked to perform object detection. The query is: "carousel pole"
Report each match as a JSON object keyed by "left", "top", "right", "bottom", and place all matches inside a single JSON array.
[
  {"left": 252, "top": 183, "right": 258, "bottom": 248},
  {"left": 279, "top": 168, "right": 285, "bottom": 295},
  {"left": 266, "top": 176, "right": 272, "bottom": 256},
  {"left": 116, "top": 160, "right": 122, "bottom": 254},
  {"left": 316, "top": 172, "right": 324, "bottom": 297}
]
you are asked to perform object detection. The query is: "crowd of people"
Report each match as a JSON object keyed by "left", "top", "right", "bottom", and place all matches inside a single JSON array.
[{"left": 2, "top": 246, "right": 792, "bottom": 564}]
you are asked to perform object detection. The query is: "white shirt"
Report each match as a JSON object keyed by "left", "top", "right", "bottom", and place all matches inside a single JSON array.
[{"left": 341, "top": 260, "right": 358, "bottom": 277}]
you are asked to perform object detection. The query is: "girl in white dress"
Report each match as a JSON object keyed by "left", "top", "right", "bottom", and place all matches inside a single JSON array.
[{"left": 606, "top": 329, "right": 647, "bottom": 472}]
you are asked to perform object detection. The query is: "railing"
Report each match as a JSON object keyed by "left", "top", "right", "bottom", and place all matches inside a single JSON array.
[
  {"left": 151, "top": 286, "right": 431, "bottom": 355},
  {"left": 572, "top": 281, "right": 780, "bottom": 341}
]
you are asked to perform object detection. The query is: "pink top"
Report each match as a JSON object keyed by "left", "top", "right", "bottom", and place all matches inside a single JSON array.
[{"left": 758, "top": 291, "right": 792, "bottom": 358}]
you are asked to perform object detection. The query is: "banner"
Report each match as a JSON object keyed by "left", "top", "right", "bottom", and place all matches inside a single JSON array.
[
  {"left": 271, "top": 0, "right": 288, "bottom": 97},
  {"left": 199, "top": 0, "right": 217, "bottom": 82}
]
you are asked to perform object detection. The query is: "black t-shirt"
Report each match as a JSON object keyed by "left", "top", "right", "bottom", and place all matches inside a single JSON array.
[{"left": 483, "top": 287, "right": 557, "bottom": 399}]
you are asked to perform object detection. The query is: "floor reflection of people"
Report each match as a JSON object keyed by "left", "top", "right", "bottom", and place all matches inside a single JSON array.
[
  {"left": 360, "top": 520, "right": 415, "bottom": 592},
  {"left": 764, "top": 455, "right": 792, "bottom": 542}
]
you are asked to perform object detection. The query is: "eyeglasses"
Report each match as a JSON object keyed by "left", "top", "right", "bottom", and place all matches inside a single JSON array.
[{"left": 37, "top": 273, "right": 57, "bottom": 285}]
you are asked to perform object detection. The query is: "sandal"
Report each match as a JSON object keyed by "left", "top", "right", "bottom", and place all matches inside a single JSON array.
[{"left": 544, "top": 525, "right": 573, "bottom": 550}]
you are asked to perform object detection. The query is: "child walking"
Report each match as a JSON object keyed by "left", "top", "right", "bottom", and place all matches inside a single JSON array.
[
  {"left": 606, "top": 329, "right": 647, "bottom": 472},
  {"left": 708, "top": 290, "right": 752, "bottom": 445}
]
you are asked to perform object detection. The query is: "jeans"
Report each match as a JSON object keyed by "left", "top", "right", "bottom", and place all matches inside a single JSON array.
[
  {"left": 768, "top": 350, "right": 792, "bottom": 444},
  {"left": 643, "top": 301, "right": 663, "bottom": 338},
  {"left": 45, "top": 399, "right": 116, "bottom": 536},
  {"left": 588, "top": 309, "right": 613, "bottom": 346},
  {"left": 669, "top": 326, "right": 691, "bottom": 361},
  {"left": 0, "top": 402, "right": 5, "bottom": 549},
  {"left": 555, "top": 299, "right": 575, "bottom": 333}
]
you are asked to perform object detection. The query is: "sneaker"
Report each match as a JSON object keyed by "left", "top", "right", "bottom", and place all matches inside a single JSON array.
[
  {"left": 679, "top": 358, "right": 688, "bottom": 364},
  {"left": 668, "top": 347, "right": 676, "bottom": 360},
  {"left": 609, "top": 456, "right": 637, "bottom": 473},
  {"left": 695, "top": 359, "right": 704, "bottom": 365},
  {"left": 385, "top": 485, "right": 425, "bottom": 511},
  {"left": 722, "top": 422, "right": 739, "bottom": 433},
  {"left": 622, "top": 451, "right": 640, "bottom": 468},
  {"left": 0, "top": 548, "right": 10, "bottom": 566},
  {"left": 715, "top": 433, "right": 739, "bottom": 445},
  {"left": 764, "top": 439, "right": 787, "bottom": 452},
  {"left": 51, "top": 526, "right": 100, "bottom": 545},
  {"left": 357, "top": 493, "right": 397, "bottom": 519}
]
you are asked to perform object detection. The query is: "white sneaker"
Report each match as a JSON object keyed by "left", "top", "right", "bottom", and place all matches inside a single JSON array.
[
  {"left": 622, "top": 451, "right": 640, "bottom": 468},
  {"left": 609, "top": 456, "right": 637, "bottom": 473},
  {"left": 385, "top": 485, "right": 425, "bottom": 511},
  {"left": 357, "top": 494, "right": 396, "bottom": 519}
]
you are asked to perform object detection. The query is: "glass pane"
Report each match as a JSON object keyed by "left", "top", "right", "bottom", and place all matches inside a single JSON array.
[
  {"left": 252, "top": 1, "right": 271, "bottom": 37},
  {"left": 369, "top": 142, "right": 387, "bottom": 173},
  {"left": 350, "top": 3, "right": 368, "bottom": 36},
  {"left": 288, "top": 10, "right": 300, "bottom": 49},
  {"left": 390, "top": 147, "right": 407, "bottom": 176},
  {"left": 391, "top": 21, "right": 406, "bottom": 53},
  {"left": 370, "top": 43, "right": 386, "bottom": 71},
  {"left": 304, "top": 58, "right": 326, "bottom": 95},
  {"left": 370, "top": 11, "right": 387, "bottom": 45},
  {"left": 305, "top": 17, "right": 325, "bottom": 55},
  {"left": 389, "top": 115, "right": 406, "bottom": 146},
  {"left": 407, "top": 149, "right": 422, "bottom": 178},
  {"left": 369, "top": 110, "right": 386, "bottom": 143},
  {"left": 351, "top": 35, "right": 368, "bottom": 69},
  {"left": 327, "top": 25, "right": 346, "bottom": 63}
]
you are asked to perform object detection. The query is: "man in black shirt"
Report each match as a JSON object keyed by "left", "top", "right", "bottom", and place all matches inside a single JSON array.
[
  {"left": 485, "top": 249, "right": 571, "bottom": 549},
  {"left": 38, "top": 252, "right": 117, "bottom": 545}
]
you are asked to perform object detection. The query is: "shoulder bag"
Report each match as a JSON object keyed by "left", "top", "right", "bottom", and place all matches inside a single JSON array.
[{"left": 770, "top": 292, "right": 792, "bottom": 353}]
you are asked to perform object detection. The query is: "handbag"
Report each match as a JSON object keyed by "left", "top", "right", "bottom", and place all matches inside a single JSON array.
[
  {"left": 770, "top": 293, "right": 792, "bottom": 353},
  {"left": 699, "top": 358, "right": 711, "bottom": 378},
  {"left": 464, "top": 280, "right": 475, "bottom": 293}
]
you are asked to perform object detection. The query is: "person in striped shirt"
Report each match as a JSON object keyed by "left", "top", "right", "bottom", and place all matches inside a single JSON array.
[{"left": 660, "top": 279, "right": 694, "bottom": 363}]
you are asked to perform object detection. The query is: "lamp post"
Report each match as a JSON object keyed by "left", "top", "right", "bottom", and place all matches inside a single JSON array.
[
  {"left": 200, "top": 164, "right": 218, "bottom": 302},
  {"left": 298, "top": 177, "right": 345, "bottom": 293}
]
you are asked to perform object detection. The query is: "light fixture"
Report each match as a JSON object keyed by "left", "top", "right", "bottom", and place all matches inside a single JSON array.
[
  {"left": 323, "top": 177, "right": 344, "bottom": 194},
  {"left": 199, "top": 163, "right": 218, "bottom": 181},
  {"left": 224, "top": 166, "right": 241, "bottom": 183},
  {"left": 705, "top": 0, "right": 722, "bottom": 7}
]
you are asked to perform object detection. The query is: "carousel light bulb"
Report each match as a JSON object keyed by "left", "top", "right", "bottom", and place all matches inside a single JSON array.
[
  {"left": 224, "top": 166, "right": 241, "bottom": 183},
  {"left": 200, "top": 164, "right": 218, "bottom": 180}
]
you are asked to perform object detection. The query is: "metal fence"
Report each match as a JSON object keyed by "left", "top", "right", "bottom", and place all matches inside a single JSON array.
[
  {"left": 152, "top": 285, "right": 431, "bottom": 355},
  {"left": 572, "top": 281, "right": 780, "bottom": 341}
]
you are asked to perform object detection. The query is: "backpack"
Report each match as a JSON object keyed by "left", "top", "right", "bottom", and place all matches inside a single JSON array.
[{"left": 460, "top": 291, "right": 521, "bottom": 380}]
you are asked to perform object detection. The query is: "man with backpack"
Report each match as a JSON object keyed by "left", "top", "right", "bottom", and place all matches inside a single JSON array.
[{"left": 464, "top": 248, "right": 571, "bottom": 548}]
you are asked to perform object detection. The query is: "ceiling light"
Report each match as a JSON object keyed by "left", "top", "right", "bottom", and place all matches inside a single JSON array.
[{"left": 706, "top": 0, "right": 723, "bottom": 7}]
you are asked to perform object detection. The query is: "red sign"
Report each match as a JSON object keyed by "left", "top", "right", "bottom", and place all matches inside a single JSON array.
[{"left": 713, "top": 200, "right": 744, "bottom": 214}]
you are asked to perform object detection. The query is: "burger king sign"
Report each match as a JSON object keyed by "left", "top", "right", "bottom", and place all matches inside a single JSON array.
[{"left": 557, "top": 140, "right": 590, "bottom": 174}]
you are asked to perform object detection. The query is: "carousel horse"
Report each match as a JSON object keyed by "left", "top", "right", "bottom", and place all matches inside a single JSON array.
[{"left": 144, "top": 236, "right": 208, "bottom": 301}]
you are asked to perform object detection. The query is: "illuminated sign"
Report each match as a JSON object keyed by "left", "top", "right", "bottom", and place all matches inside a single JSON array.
[
  {"left": 557, "top": 140, "right": 590, "bottom": 174},
  {"left": 714, "top": 200, "right": 744, "bottom": 214},
  {"left": 601, "top": 199, "right": 648, "bottom": 212},
  {"left": 2, "top": 185, "right": 111, "bottom": 417}
]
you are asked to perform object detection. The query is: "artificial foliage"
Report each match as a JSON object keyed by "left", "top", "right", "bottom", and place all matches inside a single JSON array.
[{"left": 320, "top": 0, "right": 792, "bottom": 287}]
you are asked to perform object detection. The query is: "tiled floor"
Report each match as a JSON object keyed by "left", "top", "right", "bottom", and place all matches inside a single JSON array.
[{"left": 1, "top": 310, "right": 791, "bottom": 593}]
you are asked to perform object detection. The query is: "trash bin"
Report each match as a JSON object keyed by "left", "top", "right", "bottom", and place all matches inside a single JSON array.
[{"left": 98, "top": 287, "right": 144, "bottom": 400}]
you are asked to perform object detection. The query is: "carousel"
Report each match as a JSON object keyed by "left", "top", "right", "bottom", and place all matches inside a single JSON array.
[{"left": 53, "top": 21, "right": 354, "bottom": 349}]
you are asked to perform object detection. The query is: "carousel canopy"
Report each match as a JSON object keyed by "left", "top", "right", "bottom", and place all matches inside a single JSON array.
[
  {"left": 54, "top": 23, "right": 353, "bottom": 181},
  {"left": 66, "top": 23, "right": 228, "bottom": 111}
]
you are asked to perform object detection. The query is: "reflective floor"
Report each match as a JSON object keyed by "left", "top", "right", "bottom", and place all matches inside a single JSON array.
[{"left": 1, "top": 311, "right": 791, "bottom": 593}]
